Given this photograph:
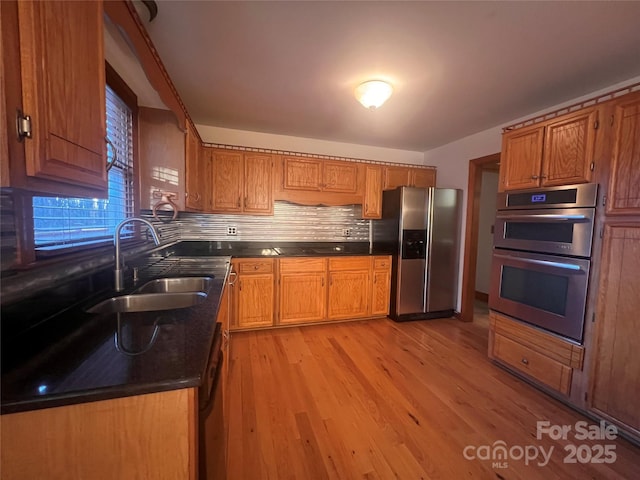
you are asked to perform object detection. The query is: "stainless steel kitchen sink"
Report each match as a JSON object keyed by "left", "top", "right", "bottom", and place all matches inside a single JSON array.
[
  {"left": 134, "top": 276, "right": 214, "bottom": 294},
  {"left": 86, "top": 291, "right": 208, "bottom": 314}
]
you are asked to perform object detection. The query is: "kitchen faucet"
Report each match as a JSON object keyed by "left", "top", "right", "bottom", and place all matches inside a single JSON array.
[{"left": 114, "top": 218, "right": 161, "bottom": 291}]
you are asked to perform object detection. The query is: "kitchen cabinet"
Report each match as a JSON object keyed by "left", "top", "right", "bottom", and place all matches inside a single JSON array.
[
  {"left": 489, "top": 312, "right": 584, "bottom": 396},
  {"left": 185, "top": 121, "right": 205, "bottom": 211},
  {"left": 363, "top": 165, "right": 383, "bottom": 219},
  {"left": 231, "top": 259, "right": 275, "bottom": 329},
  {"left": 8, "top": 0, "right": 107, "bottom": 195},
  {"left": 139, "top": 107, "right": 186, "bottom": 211},
  {"left": 383, "top": 166, "right": 436, "bottom": 191},
  {"left": 283, "top": 157, "right": 358, "bottom": 193},
  {"left": 210, "top": 150, "right": 273, "bottom": 214},
  {"left": 606, "top": 92, "right": 640, "bottom": 215},
  {"left": 371, "top": 256, "right": 392, "bottom": 316},
  {"left": 0, "top": 389, "right": 198, "bottom": 480},
  {"left": 588, "top": 225, "right": 640, "bottom": 436},
  {"left": 500, "top": 108, "right": 598, "bottom": 191},
  {"left": 278, "top": 258, "right": 327, "bottom": 324},
  {"left": 327, "top": 257, "right": 370, "bottom": 320}
]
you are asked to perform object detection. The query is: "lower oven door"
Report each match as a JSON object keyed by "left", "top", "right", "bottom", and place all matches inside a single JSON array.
[{"left": 489, "top": 250, "right": 590, "bottom": 342}]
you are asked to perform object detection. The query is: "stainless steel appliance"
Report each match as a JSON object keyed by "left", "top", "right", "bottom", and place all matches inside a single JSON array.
[
  {"left": 489, "top": 183, "right": 598, "bottom": 342},
  {"left": 372, "top": 187, "right": 462, "bottom": 321}
]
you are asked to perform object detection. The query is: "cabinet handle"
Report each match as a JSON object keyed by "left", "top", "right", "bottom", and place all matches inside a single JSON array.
[
  {"left": 321, "top": 277, "right": 324, "bottom": 287},
  {"left": 239, "top": 280, "right": 242, "bottom": 291},
  {"left": 521, "top": 358, "right": 529, "bottom": 365},
  {"left": 105, "top": 136, "right": 117, "bottom": 172},
  {"left": 531, "top": 175, "right": 539, "bottom": 180},
  {"left": 237, "top": 197, "right": 241, "bottom": 207},
  {"left": 540, "top": 174, "right": 547, "bottom": 179},
  {"left": 228, "top": 270, "right": 237, "bottom": 286}
]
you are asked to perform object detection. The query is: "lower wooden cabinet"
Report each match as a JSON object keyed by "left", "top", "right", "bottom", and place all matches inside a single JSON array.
[
  {"left": 0, "top": 389, "right": 198, "bottom": 480},
  {"left": 327, "top": 257, "right": 370, "bottom": 320},
  {"left": 589, "top": 224, "right": 640, "bottom": 435},
  {"left": 371, "top": 256, "right": 392, "bottom": 316},
  {"left": 231, "top": 259, "right": 275, "bottom": 329},
  {"left": 230, "top": 255, "right": 392, "bottom": 330},
  {"left": 489, "top": 311, "right": 584, "bottom": 396},
  {"left": 279, "top": 258, "right": 327, "bottom": 324}
]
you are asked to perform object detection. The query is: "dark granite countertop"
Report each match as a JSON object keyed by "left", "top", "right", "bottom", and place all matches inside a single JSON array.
[
  {"left": 1, "top": 255, "right": 231, "bottom": 414},
  {"left": 0, "top": 240, "right": 374, "bottom": 415}
]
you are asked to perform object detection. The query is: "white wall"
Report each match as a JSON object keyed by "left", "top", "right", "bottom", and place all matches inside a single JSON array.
[
  {"left": 475, "top": 171, "right": 499, "bottom": 294},
  {"left": 424, "top": 75, "right": 640, "bottom": 311},
  {"left": 196, "top": 125, "right": 425, "bottom": 165}
]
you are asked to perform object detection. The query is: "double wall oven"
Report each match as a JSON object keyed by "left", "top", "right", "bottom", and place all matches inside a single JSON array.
[{"left": 489, "top": 183, "right": 598, "bottom": 342}]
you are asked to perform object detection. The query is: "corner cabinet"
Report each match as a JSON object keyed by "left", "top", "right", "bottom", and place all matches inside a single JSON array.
[
  {"left": 185, "top": 121, "right": 206, "bottom": 211},
  {"left": 500, "top": 108, "right": 598, "bottom": 191},
  {"left": 14, "top": 0, "right": 107, "bottom": 193}
]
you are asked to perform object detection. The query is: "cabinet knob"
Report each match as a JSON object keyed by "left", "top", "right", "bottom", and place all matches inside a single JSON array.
[
  {"left": 237, "top": 197, "right": 241, "bottom": 207},
  {"left": 521, "top": 357, "right": 529, "bottom": 365},
  {"left": 531, "top": 175, "right": 539, "bottom": 180},
  {"left": 540, "top": 174, "right": 547, "bottom": 179}
]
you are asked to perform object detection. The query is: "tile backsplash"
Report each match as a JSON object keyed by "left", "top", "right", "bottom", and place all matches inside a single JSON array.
[{"left": 144, "top": 201, "right": 369, "bottom": 242}]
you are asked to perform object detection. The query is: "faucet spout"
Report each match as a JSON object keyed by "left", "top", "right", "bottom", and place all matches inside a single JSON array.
[{"left": 114, "top": 218, "right": 161, "bottom": 292}]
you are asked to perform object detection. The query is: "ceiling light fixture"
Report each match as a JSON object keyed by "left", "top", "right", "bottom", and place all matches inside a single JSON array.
[{"left": 355, "top": 80, "right": 393, "bottom": 110}]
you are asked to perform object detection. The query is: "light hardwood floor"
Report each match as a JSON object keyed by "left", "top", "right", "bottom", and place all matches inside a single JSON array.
[{"left": 227, "top": 316, "right": 640, "bottom": 479}]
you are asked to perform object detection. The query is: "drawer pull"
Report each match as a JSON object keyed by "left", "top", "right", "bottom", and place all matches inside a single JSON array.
[{"left": 521, "top": 357, "right": 529, "bottom": 365}]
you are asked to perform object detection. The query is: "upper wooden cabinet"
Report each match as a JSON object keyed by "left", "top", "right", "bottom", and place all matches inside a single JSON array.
[
  {"left": 13, "top": 0, "right": 107, "bottom": 194},
  {"left": 500, "top": 108, "right": 598, "bottom": 191},
  {"left": 283, "top": 157, "right": 358, "bottom": 193},
  {"left": 210, "top": 150, "right": 273, "bottom": 214},
  {"left": 589, "top": 225, "right": 640, "bottom": 435},
  {"left": 185, "top": 121, "right": 205, "bottom": 211},
  {"left": 363, "top": 165, "right": 383, "bottom": 219},
  {"left": 383, "top": 166, "right": 436, "bottom": 191},
  {"left": 606, "top": 93, "right": 640, "bottom": 215}
]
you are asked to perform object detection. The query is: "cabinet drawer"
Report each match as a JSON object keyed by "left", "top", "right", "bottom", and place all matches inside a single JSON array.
[
  {"left": 328, "top": 256, "right": 371, "bottom": 271},
  {"left": 279, "top": 257, "right": 326, "bottom": 273},
  {"left": 238, "top": 259, "right": 273, "bottom": 274},
  {"left": 373, "top": 256, "right": 391, "bottom": 270},
  {"left": 492, "top": 333, "right": 572, "bottom": 395}
]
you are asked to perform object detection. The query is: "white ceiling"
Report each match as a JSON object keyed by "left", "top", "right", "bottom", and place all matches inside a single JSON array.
[{"left": 140, "top": 1, "right": 640, "bottom": 152}]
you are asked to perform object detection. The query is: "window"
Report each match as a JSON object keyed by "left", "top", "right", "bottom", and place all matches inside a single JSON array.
[{"left": 33, "top": 85, "right": 135, "bottom": 253}]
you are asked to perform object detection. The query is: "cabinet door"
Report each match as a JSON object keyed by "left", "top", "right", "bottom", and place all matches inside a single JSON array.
[
  {"left": 541, "top": 109, "right": 597, "bottom": 187},
  {"left": 244, "top": 154, "right": 273, "bottom": 214},
  {"left": 236, "top": 274, "right": 274, "bottom": 328},
  {"left": 383, "top": 166, "right": 412, "bottom": 190},
  {"left": 212, "top": 151, "right": 243, "bottom": 212},
  {"left": 363, "top": 165, "right": 383, "bottom": 219},
  {"left": 607, "top": 94, "right": 640, "bottom": 215},
  {"left": 185, "top": 122, "right": 203, "bottom": 211},
  {"left": 327, "top": 270, "right": 370, "bottom": 320},
  {"left": 322, "top": 161, "right": 358, "bottom": 193},
  {"left": 18, "top": 0, "right": 107, "bottom": 192},
  {"left": 589, "top": 225, "right": 640, "bottom": 433},
  {"left": 411, "top": 168, "right": 436, "bottom": 188},
  {"left": 279, "top": 272, "right": 326, "bottom": 324},
  {"left": 500, "top": 126, "right": 544, "bottom": 191},
  {"left": 283, "top": 157, "right": 322, "bottom": 191},
  {"left": 371, "top": 269, "right": 391, "bottom": 316}
]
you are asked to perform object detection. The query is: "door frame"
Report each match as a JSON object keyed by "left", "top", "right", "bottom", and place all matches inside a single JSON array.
[{"left": 459, "top": 152, "right": 501, "bottom": 322}]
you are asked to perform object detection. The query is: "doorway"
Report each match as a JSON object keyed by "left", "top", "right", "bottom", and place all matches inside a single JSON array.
[{"left": 459, "top": 153, "right": 500, "bottom": 324}]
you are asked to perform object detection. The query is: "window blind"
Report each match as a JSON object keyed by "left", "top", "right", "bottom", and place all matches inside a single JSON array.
[{"left": 33, "top": 86, "right": 135, "bottom": 251}]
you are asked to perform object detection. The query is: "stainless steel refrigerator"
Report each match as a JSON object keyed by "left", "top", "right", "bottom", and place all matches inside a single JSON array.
[{"left": 372, "top": 187, "right": 462, "bottom": 321}]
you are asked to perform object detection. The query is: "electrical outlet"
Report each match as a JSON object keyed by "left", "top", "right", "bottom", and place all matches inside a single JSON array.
[
  {"left": 226, "top": 226, "right": 237, "bottom": 236},
  {"left": 342, "top": 228, "right": 351, "bottom": 237}
]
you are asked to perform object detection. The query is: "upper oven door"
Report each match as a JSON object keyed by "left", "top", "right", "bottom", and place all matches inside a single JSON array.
[{"left": 494, "top": 208, "right": 595, "bottom": 257}]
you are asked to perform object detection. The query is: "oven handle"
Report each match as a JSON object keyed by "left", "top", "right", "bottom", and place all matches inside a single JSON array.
[
  {"left": 497, "top": 214, "right": 588, "bottom": 222},
  {"left": 493, "top": 253, "right": 583, "bottom": 271}
]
